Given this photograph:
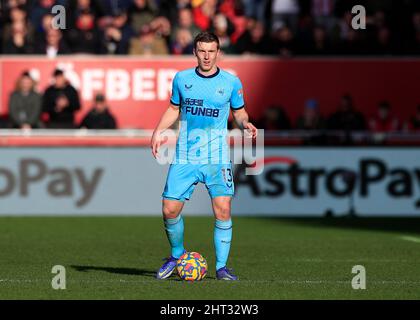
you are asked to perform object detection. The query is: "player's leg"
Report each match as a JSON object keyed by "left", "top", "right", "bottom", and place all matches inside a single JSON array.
[
  {"left": 162, "top": 199, "right": 186, "bottom": 259},
  {"left": 157, "top": 164, "right": 198, "bottom": 279},
  {"left": 156, "top": 199, "right": 186, "bottom": 280},
  {"left": 204, "top": 163, "right": 238, "bottom": 280},
  {"left": 211, "top": 196, "right": 237, "bottom": 280}
]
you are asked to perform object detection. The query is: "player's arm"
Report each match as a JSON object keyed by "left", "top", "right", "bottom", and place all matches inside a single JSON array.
[
  {"left": 151, "top": 72, "right": 182, "bottom": 158},
  {"left": 232, "top": 107, "right": 258, "bottom": 138},
  {"left": 151, "top": 104, "right": 180, "bottom": 158},
  {"left": 230, "top": 76, "right": 257, "bottom": 138}
]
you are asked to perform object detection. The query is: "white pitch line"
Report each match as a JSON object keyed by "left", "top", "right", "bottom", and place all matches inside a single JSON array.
[{"left": 400, "top": 236, "right": 420, "bottom": 244}]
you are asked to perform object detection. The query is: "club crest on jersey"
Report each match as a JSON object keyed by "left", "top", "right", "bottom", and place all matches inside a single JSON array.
[{"left": 216, "top": 88, "right": 225, "bottom": 96}]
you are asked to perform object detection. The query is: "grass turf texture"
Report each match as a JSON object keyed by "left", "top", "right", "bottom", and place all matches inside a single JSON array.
[{"left": 0, "top": 217, "right": 420, "bottom": 300}]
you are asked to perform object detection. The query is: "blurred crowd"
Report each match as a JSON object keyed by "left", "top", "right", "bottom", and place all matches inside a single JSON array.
[
  {"left": 0, "top": 0, "right": 419, "bottom": 57},
  {"left": 247, "top": 96, "right": 420, "bottom": 145},
  {"left": 5, "top": 69, "right": 117, "bottom": 129},
  {"left": 247, "top": 95, "right": 420, "bottom": 133},
  {"left": 3, "top": 69, "right": 420, "bottom": 140}
]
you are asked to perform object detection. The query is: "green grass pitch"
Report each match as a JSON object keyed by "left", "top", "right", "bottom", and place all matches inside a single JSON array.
[{"left": 1, "top": 216, "right": 420, "bottom": 299}]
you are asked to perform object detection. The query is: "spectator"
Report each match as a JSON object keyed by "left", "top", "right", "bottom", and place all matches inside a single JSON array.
[
  {"left": 35, "top": 28, "right": 71, "bottom": 57},
  {"left": 66, "top": 8, "right": 101, "bottom": 54},
  {"left": 129, "top": 21, "right": 169, "bottom": 55},
  {"left": 8, "top": 71, "right": 42, "bottom": 129},
  {"left": 149, "top": 15, "right": 172, "bottom": 45},
  {"left": 256, "top": 105, "right": 291, "bottom": 130},
  {"left": 170, "top": 7, "right": 201, "bottom": 44},
  {"left": 34, "top": 13, "right": 54, "bottom": 43},
  {"left": 67, "top": 0, "right": 105, "bottom": 19},
  {"left": 42, "top": 69, "right": 81, "bottom": 129},
  {"left": 192, "top": 0, "right": 217, "bottom": 31},
  {"left": 407, "top": 12, "right": 420, "bottom": 55},
  {"left": 327, "top": 94, "right": 366, "bottom": 131},
  {"left": 1, "top": 1, "right": 32, "bottom": 39},
  {"left": 296, "top": 99, "right": 325, "bottom": 130},
  {"left": 100, "top": 10, "right": 134, "bottom": 54},
  {"left": 79, "top": 93, "right": 117, "bottom": 129},
  {"left": 368, "top": 101, "right": 399, "bottom": 133},
  {"left": 271, "top": 25, "right": 296, "bottom": 57},
  {"left": 210, "top": 13, "right": 235, "bottom": 53},
  {"left": 406, "top": 104, "right": 420, "bottom": 132},
  {"left": 369, "top": 26, "right": 393, "bottom": 55},
  {"left": 128, "top": 0, "right": 159, "bottom": 34},
  {"left": 371, "top": 10, "right": 388, "bottom": 30},
  {"left": 8, "top": 5, "right": 30, "bottom": 25},
  {"left": 30, "top": 0, "right": 56, "bottom": 32},
  {"left": 3, "top": 20, "right": 35, "bottom": 54},
  {"left": 159, "top": 0, "right": 192, "bottom": 27},
  {"left": 218, "top": 0, "right": 248, "bottom": 43},
  {"left": 171, "top": 28, "right": 193, "bottom": 55},
  {"left": 331, "top": 9, "right": 351, "bottom": 44},
  {"left": 234, "top": 19, "right": 273, "bottom": 54},
  {"left": 2, "top": 5, "right": 34, "bottom": 44},
  {"left": 303, "top": 25, "right": 333, "bottom": 55},
  {"left": 34, "top": 8, "right": 70, "bottom": 35}
]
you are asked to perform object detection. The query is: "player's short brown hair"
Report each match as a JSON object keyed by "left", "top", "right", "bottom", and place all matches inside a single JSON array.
[{"left": 193, "top": 32, "right": 220, "bottom": 50}]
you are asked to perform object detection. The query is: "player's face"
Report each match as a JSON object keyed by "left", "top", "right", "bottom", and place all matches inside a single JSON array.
[{"left": 194, "top": 41, "right": 220, "bottom": 73}]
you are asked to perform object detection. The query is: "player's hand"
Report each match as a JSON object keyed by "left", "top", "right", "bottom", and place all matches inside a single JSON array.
[
  {"left": 151, "top": 130, "right": 162, "bottom": 159},
  {"left": 243, "top": 122, "right": 258, "bottom": 139}
]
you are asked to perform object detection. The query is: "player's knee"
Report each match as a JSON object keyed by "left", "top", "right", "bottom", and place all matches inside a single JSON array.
[
  {"left": 162, "top": 204, "right": 181, "bottom": 219},
  {"left": 214, "top": 204, "right": 231, "bottom": 221}
]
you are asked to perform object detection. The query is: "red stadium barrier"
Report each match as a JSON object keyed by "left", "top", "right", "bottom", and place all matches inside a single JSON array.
[{"left": 0, "top": 56, "right": 419, "bottom": 129}]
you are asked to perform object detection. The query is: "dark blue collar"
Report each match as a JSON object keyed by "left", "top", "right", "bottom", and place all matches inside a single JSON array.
[{"left": 195, "top": 67, "right": 220, "bottom": 78}]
